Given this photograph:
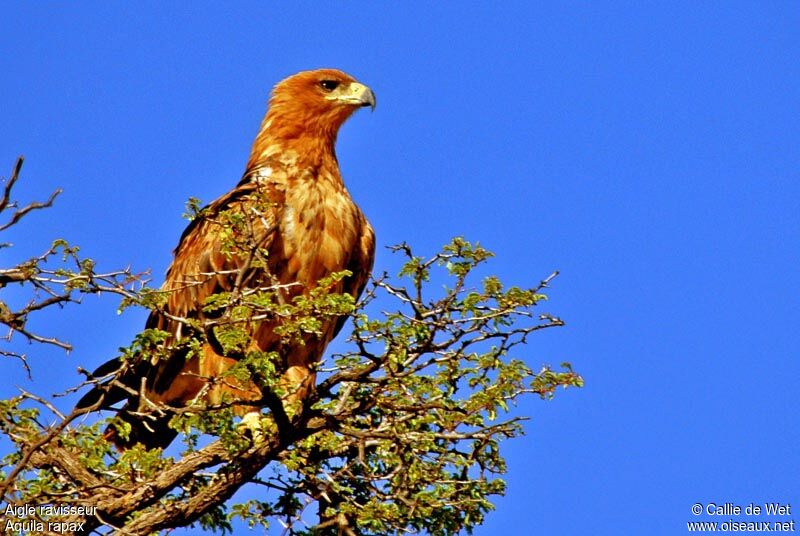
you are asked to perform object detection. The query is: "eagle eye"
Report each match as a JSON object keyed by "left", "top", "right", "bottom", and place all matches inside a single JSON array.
[{"left": 319, "top": 80, "right": 340, "bottom": 92}]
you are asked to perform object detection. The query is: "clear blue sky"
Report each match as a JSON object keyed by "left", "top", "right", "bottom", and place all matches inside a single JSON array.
[{"left": 2, "top": 2, "right": 798, "bottom": 534}]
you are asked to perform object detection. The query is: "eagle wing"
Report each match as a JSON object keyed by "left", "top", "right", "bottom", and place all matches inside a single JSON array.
[
  {"left": 76, "top": 179, "right": 280, "bottom": 414},
  {"left": 146, "top": 178, "right": 283, "bottom": 402},
  {"left": 331, "top": 218, "right": 375, "bottom": 340}
]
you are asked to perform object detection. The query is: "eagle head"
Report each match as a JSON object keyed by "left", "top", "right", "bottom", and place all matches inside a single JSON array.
[{"left": 260, "top": 69, "right": 376, "bottom": 149}]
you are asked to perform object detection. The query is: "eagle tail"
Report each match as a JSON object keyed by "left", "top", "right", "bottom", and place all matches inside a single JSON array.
[
  {"left": 103, "top": 407, "right": 178, "bottom": 451},
  {"left": 76, "top": 356, "right": 176, "bottom": 450},
  {"left": 75, "top": 356, "right": 132, "bottom": 410}
]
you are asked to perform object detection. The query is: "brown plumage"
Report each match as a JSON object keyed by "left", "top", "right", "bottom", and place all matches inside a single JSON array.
[{"left": 78, "top": 69, "right": 376, "bottom": 449}]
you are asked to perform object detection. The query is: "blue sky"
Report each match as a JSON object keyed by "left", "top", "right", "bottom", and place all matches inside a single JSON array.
[{"left": 2, "top": 2, "right": 798, "bottom": 534}]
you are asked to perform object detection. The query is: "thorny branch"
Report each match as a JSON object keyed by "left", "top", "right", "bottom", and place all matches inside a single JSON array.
[{"left": 0, "top": 158, "right": 150, "bottom": 369}]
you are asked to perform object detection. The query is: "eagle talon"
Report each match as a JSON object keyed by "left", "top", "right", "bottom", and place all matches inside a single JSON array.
[{"left": 239, "top": 411, "right": 265, "bottom": 443}]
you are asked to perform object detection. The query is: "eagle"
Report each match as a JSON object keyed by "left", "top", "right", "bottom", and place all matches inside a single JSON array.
[{"left": 78, "top": 69, "right": 376, "bottom": 449}]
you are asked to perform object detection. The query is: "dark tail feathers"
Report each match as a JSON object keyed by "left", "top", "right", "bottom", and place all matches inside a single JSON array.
[
  {"left": 103, "top": 408, "right": 178, "bottom": 451},
  {"left": 76, "top": 356, "right": 175, "bottom": 450}
]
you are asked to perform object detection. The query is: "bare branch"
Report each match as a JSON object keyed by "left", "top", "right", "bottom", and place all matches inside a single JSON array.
[{"left": 0, "top": 157, "right": 62, "bottom": 232}]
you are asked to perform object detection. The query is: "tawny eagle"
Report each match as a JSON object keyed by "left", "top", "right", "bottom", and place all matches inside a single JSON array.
[{"left": 78, "top": 69, "right": 376, "bottom": 449}]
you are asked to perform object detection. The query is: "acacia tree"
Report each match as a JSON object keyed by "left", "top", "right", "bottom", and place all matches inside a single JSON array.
[{"left": 0, "top": 158, "right": 582, "bottom": 535}]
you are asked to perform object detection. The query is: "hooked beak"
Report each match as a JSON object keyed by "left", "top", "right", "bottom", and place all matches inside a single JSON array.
[{"left": 329, "top": 82, "right": 376, "bottom": 111}]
